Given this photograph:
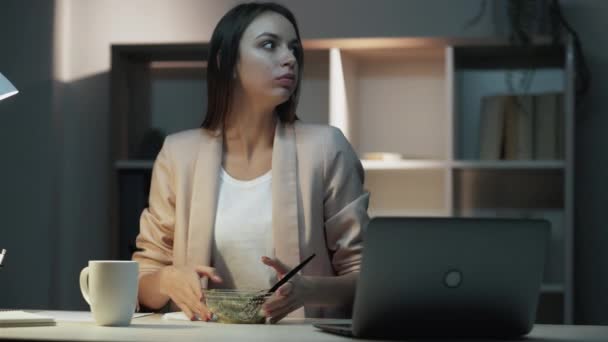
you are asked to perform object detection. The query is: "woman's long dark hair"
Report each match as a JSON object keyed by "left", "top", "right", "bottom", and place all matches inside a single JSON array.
[{"left": 202, "top": 2, "right": 303, "bottom": 131}]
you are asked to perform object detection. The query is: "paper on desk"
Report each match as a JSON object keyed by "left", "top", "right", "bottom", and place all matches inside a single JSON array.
[
  {"left": 162, "top": 311, "right": 190, "bottom": 321},
  {"left": 35, "top": 310, "right": 153, "bottom": 323},
  {"left": 0, "top": 310, "right": 56, "bottom": 327}
]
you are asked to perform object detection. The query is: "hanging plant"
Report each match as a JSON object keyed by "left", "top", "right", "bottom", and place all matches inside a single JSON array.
[{"left": 465, "top": 0, "right": 590, "bottom": 109}]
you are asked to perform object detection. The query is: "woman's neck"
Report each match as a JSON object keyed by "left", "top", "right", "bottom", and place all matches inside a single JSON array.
[{"left": 223, "top": 94, "right": 277, "bottom": 161}]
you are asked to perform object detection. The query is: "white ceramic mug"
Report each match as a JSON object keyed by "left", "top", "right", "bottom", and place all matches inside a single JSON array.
[{"left": 79, "top": 260, "right": 138, "bottom": 326}]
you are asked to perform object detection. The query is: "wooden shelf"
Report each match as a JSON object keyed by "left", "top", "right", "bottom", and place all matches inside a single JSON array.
[
  {"left": 369, "top": 209, "right": 450, "bottom": 218},
  {"left": 541, "top": 283, "right": 565, "bottom": 294},
  {"left": 362, "top": 160, "right": 565, "bottom": 170},
  {"left": 115, "top": 160, "right": 154, "bottom": 170},
  {"left": 451, "top": 160, "right": 565, "bottom": 170},
  {"left": 362, "top": 159, "right": 448, "bottom": 170}
]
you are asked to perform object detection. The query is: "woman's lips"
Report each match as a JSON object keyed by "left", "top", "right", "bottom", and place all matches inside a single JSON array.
[{"left": 275, "top": 77, "right": 295, "bottom": 87}]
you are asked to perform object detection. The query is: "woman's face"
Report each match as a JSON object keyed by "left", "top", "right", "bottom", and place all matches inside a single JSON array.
[{"left": 235, "top": 11, "right": 300, "bottom": 106}]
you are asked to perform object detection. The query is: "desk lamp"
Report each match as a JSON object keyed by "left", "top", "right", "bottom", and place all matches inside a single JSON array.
[{"left": 0, "top": 73, "right": 18, "bottom": 101}]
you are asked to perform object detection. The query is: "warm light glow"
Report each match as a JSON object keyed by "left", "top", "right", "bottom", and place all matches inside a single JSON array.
[
  {"left": 329, "top": 48, "right": 349, "bottom": 138},
  {"left": 52, "top": 1, "right": 230, "bottom": 83},
  {"left": 305, "top": 37, "right": 444, "bottom": 50},
  {"left": 53, "top": 0, "right": 71, "bottom": 82}
]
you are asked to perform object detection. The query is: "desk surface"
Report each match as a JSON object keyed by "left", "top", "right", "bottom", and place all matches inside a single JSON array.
[{"left": 1, "top": 312, "right": 608, "bottom": 342}]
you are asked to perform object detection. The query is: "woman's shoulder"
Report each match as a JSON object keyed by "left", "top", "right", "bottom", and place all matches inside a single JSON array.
[
  {"left": 294, "top": 122, "right": 351, "bottom": 152},
  {"left": 294, "top": 122, "right": 344, "bottom": 142},
  {"left": 159, "top": 128, "right": 219, "bottom": 170},
  {"left": 163, "top": 128, "right": 217, "bottom": 149},
  {"left": 293, "top": 121, "right": 362, "bottom": 174}
]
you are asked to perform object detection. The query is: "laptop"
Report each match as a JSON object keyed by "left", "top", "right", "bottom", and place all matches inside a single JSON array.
[{"left": 315, "top": 217, "right": 550, "bottom": 339}]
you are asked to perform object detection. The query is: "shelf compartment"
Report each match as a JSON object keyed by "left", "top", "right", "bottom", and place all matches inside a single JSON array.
[
  {"left": 454, "top": 69, "right": 565, "bottom": 160},
  {"left": 365, "top": 169, "right": 447, "bottom": 215},
  {"left": 330, "top": 47, "right": 449, "bottom": 159},
  {"left": 149, "top": 63, "right": 207, "bottom": 139},
  {"left": 536, "top": 291, "right": 564, "bottom": 324},
  {"left": 454, "top": 44, "right": 565, "bottom": 70},
  {"left": 299, "top": 49, "right": 330, "bottom": 125},
  {"left": 453, "top": 169, "right": 563, "bottom": 209}
]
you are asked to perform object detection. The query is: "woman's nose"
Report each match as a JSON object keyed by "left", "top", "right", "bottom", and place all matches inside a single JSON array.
[{"left": 280, "top": 47, "right": 296, "bottom": 68}]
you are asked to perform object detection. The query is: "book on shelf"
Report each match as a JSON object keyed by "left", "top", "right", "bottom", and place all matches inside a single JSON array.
[
  {"left": 504, "top": 95, "right": 534, "bottom": 160},
  {"left": 479, "top": 95, "right": 506, "bottom": 160},
  {"left": 478, "top": 92, "right": 564, "bottom": 161},
  {"left": 534, "top": 93, "right": 564, "bottom": 160},
  {"left": 555, "top": 93, "right": 565, "bottom": 159}
]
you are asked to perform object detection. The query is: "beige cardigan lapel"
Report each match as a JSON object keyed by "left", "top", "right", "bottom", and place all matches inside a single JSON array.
[
  {"left": 187, "top": 130, "right": 222, "bottom": 288},
  {"left": 186, "top": 123, "right": 302, "bottom": 283},
  {"left": 271, "top": 122, "right": 301, "bottom": 269}
]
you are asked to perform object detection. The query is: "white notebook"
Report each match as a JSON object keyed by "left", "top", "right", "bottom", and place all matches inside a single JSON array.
[{"left": 0, "top": 310, "right": 56, "bottom": 327}]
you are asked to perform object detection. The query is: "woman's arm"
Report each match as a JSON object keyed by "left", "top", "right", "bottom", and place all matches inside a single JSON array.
[
  {"left": 262, "top": 127, "right": 369, "bottom": 322},
  {"left": 139, "top": 264, "right": 222, "bottom": 320},
  {"left": 132, "top": 139, "right": 175, "bottom": 310},
  {"left": 261, "top": 257, "right": 358, "bottom": 323},
  {"left": 133, "top": 137, "right": 223, "bottom": 319},
  {"left": 138, "top": 270, "right": 168, "bottom": 310},
  {"left": 303, "top": 272, "right": 358, "bottom": 307},
  {"left": 261, "top": 256, "right": 358, "bottom": 307},
  {"left": 322, "top": 126, "right": 369, "bottom": 281}
]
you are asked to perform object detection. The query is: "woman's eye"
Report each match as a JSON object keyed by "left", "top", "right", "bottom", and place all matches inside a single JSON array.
[{"left": 262, "top": 41, "right": 275, "bottom": 49}]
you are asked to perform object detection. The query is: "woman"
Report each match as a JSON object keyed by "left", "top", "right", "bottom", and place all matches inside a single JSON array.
[{"left": 133, "top": 2, "right": 369, "bottom": 324}]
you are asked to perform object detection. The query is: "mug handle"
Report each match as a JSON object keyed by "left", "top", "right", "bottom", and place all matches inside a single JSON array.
[{"left": 79, "top": 266, "right": 92, "bottom": 305}]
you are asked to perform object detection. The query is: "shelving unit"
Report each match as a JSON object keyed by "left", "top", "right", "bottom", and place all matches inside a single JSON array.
[
  {"left": 301, "top": 37, "right": 574, "bottom": 324},
  {"left": 111, "top": 36, "right": 575, "bottom": 324}
]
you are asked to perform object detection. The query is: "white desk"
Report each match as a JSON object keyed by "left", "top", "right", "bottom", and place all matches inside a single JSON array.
[{"left": 1, "top": 312, "right": 608, "bottom": 342}]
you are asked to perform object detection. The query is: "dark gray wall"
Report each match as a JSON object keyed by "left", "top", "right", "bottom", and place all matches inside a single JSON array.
[
  {"left": 55, "top": 73, "right": 113, "bottom": 310},
  {"left": 0, "top": 0, "right": 58, "bottom": 309},
  {"left": 283, "top": 0, "right": 496, "bottom": 38},
  {"left": 560, "top": 0, "right": 608, "bottom": 324}
]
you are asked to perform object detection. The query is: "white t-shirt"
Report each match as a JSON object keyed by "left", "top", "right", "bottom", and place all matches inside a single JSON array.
[{"left": 208, "top": 167, "right": 276, "bottom": 290}]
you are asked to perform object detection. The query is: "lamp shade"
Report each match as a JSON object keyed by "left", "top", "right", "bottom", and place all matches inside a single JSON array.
[{"left": 0, "top": 72, "right": 18, "bottom": 101}]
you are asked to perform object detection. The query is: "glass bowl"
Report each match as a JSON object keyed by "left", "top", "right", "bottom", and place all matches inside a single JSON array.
[{"left": 203, "top": 289, "right": 271, "bottom": 324}]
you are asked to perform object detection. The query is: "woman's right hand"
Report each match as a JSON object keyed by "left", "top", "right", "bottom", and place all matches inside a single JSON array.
[{"left": 159, "top": 265, "right": 222, "bottom": 321}]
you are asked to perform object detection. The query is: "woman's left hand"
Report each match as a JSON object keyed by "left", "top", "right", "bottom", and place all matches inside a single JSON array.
[{"left": 261, "top": 256, "right": 312, "bottom": 324}]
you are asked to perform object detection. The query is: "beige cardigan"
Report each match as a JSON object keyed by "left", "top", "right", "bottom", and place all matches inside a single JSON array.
[{"left": 132, "top": 121, "right": 370, "bottom": 317}]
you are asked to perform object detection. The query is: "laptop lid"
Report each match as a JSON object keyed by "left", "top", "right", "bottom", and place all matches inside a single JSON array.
[{"left": 351, "top": 217, "right": 550, "bottom": 339}]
